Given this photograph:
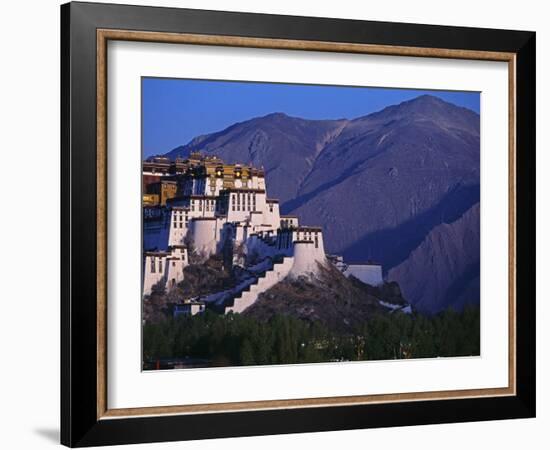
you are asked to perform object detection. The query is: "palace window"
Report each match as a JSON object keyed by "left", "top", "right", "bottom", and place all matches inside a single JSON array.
[
  {"left": 150, "top": 258, "right": 155, "bottom": 273},
  {"left": 159, "top": 259, "right": 163, "bottom": 273}
]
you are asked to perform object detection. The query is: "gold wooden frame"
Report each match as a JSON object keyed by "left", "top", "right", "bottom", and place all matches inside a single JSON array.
[{"left": 96, "top": 29, "right": 517, "bottom": 420}]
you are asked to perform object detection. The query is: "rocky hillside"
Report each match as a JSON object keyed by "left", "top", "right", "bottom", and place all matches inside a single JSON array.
[
  {"left": 388, "top": 203, "right": 480, "bottom": 313},
  {"left": 162, "top": 95, "right": 480, "bottom": 313},
  {"left": 245, "top": 264, "right": 407, "bottom": 333}
]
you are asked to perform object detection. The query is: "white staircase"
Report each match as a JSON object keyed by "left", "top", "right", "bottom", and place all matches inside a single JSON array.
[{"left": 224, "top": 256, "right": 294, "bottom": 314}]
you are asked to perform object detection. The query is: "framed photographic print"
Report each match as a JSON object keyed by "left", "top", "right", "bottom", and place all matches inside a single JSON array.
[{"left": 60, "top": 1, "right": 536, "bottom": 447}]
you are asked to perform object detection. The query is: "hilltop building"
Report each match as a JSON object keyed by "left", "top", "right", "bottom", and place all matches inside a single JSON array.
[
  {"left": 142, "top": 153, "right": 382, "bottom": 313},
  {"left": 146, "top": 180, "right": 178, "bottom": 206},
  {"left": 173, "top": 299, "right": 206, "bottom": 317},
  {"left": 327, "top": 255, "right": 383, "bottom": 286},
  {"left": 143, "top": 246, "right": 188, "bottom": 295}
]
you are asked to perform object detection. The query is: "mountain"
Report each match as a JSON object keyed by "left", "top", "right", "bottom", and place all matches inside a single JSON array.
[
  {"left": 387, "top": 203, "right": 480, "bottom": 313},
  {"left": 166, "top": 113, "right": 349, "bottom": 203},
  {"left": 282, "top": 95, "right": 480, "bottom": 270},
  {"left": 161, "top": 95, "right": 480, "bottom": 313}
]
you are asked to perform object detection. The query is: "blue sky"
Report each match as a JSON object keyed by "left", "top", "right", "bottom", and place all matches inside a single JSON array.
[{"left": 142, "top": 77, "right": 480, "bottom": 157}]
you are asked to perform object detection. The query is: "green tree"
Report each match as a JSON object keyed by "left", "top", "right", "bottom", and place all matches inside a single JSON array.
[{"left": 240, "top": 339, "right": 255, "bottom": 365}]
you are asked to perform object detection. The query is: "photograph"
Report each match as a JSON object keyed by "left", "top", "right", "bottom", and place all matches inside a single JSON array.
[{"left": 141, "top": 78, "right": 481, "bottom": 370}]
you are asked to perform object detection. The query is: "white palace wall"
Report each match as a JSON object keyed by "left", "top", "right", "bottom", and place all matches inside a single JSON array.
[
  {"left": 143, "top": 247, "right": 189, "bottom": 295},
  {"left": 168, "top": 208, "right": 189, "bottom": 247},
  {"left": 290, "top": 241, "right": 326, "bottom": 277},
  {"left": 189, "top": 217, "right": 227, "bottom": 258},
  {"left": 343, "top": 264, "right": 383, "bottom": 286},
  {"left": 143, "top": 215, "right": 171, "bottom": 251},
  {"left": 263, "top": 200, "right": 281, "bottom": 230}
]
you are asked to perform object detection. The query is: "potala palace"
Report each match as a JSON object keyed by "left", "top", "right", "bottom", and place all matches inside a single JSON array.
[{"left": 143, "top": 153, "right": 383, "bottom": 314}]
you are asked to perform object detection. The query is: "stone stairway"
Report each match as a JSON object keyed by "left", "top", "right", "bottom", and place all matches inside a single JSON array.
[{"left": 224, "top": 255, "right": 294, "bottom": 314}]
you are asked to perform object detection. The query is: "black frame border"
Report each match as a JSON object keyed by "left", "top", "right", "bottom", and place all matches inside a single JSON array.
[{"left": 61, "top": 2, "right": 536, "bottom": 447}]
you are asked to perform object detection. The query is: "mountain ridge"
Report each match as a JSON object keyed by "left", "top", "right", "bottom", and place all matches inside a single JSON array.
[{"left": 163, "top": 95, "right": 479, "bottom": 160}]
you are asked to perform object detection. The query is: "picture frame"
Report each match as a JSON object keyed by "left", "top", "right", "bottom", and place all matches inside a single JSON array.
[{"left": 60, "top": 1, "right": 535, "bottom": 447}]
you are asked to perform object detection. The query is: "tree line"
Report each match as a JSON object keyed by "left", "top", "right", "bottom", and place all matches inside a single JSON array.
[{"left": 143, "top": 306, "right": 480, "bottom": 368}]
